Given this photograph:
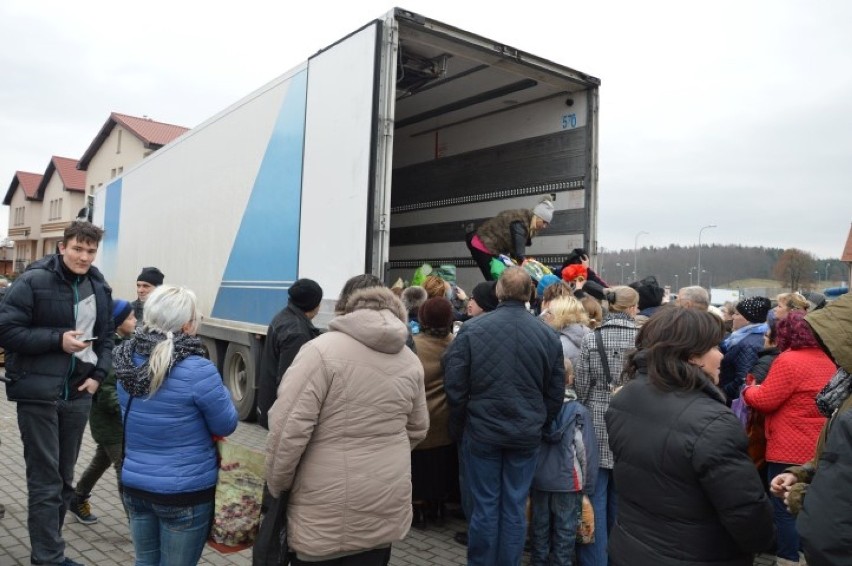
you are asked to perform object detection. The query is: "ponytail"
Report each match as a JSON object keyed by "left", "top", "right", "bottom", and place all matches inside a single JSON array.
[{"left": 147, "top": 331, "right": 175, "bottom": 396}]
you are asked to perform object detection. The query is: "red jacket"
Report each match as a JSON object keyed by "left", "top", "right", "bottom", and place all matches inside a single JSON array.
[{"left": 742, "top": 348, "right": 834, "bottom": 464}]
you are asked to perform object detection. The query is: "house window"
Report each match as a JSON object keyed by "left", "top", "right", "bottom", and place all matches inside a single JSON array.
[
  {"left": 111, "top": 168, "right": 117, "bottom": 179},
  {"left": 116, "top": 129, "right": 122, "bottom": 154},
  {"left": 13, "top": 207, "right": 25, "bottom": 226},
  {"left": 118, "top": 166, "right": 123, "bottom": 174}
]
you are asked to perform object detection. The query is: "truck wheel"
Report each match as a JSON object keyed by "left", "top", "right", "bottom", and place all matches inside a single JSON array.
[
  {"left": 201, "top": 337, "right": 221, "bottom": 372},
  {"left": 223, "top": 343, "right": 257, "bottom": 422}
]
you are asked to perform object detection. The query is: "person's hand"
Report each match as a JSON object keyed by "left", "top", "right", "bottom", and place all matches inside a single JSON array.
[
  {"left": 580, "top": 254, "right": 590, "bottom": 268},
  {"left": 77, "top": 378, "right": 100, "bottom": 395},
  {"left": 455, "top": 286, "right": 468, "bottom": 302},
  {"left": 770, "top": 472, "right": 797, "bottom": 498},
  {"left": 62, "top": 331, "right": 89, "bottom": 354}
]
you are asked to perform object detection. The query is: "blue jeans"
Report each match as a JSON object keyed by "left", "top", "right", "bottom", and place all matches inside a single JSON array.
[
  {"left": 122, "top": 493, "right": 213, "bottom": 566},
  {"left": 530, "top": 489, "right": 581, "bottom": 566},
  {"left": 767, "top": 462, "right": 800, "bottom": 561},
  {"left": 576, "top": 467, "right": 617, "bottom": 566},
  {"left": 462, "top": 432, "right": 539, "bottom": 566},
  {"left": 17, "top": 397, "right": 91, "bottom": 565}
]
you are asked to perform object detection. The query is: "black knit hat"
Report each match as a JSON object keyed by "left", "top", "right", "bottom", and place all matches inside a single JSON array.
[
  {"left": 736, "top": 296, "right": 771, "bottom": 324},
  {"left": 419, "top": 297, "right": 454, "bottom": 330},
  {"left": 629, "top": 276, "right": 664, "bottom": 311},
  {"left": 136, "top": 267, "right": 164, "bottom": 286},
  {"left": 288, "top": 279, "right": 323, "bottom": 311},
  {"left": 471, "top": 281, "right": 499, "bottom": 312}
]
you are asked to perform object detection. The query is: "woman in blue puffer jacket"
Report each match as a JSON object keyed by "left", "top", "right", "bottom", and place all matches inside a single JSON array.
[{"left": 116, "top": 285, "right": 238, "bottom": 566}]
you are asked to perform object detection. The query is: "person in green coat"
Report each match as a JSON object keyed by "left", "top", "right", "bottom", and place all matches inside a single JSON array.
[{"left": 69, "top": 299, "right": 136, "bottom": 525}]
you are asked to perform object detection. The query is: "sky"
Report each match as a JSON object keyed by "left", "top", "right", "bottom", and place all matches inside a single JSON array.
[{"left": 1, "top": 0, "right": 850, "bottom": 259}]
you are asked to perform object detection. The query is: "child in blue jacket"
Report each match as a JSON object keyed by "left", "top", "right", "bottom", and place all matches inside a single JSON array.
[{"left": 530, "top": 358, "right": 598, "bottom": 566}]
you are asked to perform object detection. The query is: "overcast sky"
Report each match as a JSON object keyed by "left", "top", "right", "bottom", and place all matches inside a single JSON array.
[{"left": 1, "top": 0, "right": 850, "bottom": 259}]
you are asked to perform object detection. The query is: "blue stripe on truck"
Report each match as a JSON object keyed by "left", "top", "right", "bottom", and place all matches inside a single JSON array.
[
  {"left": 212, "top": 69, "right": 308, "bottom": 325},
  {"left": 100, "top": 178, "right": 122, "bottom": 277}
]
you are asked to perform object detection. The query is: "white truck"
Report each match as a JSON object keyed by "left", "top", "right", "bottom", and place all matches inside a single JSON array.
[
  {"left": 710, "top": 288, "right": 741, "bottom": 306},
  {"left": 93, "top": 8, "right": 601, "bottom": 419}
]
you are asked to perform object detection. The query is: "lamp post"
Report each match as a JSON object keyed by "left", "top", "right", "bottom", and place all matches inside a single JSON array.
[
  {"left": 825, "top": 262, "right": 831, "bottom": 282},
  {"left": 634, "top": 231, "right": 649, "bottom": 282},
  {"left": 689, "top": 267, "right": 695, "bottom": 286},
  {"left": 674, "top": 274, "right": 679, "bottom": 292},
  {"left": 697, "top": 224, "right": 717, "bottom": 287},
  {"left": 616, "top": 262, "right": 630, "bottom": 284}
]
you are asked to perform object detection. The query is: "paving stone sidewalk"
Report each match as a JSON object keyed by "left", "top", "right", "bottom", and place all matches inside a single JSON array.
[{"left": 0, "top": 387, "right": 775, "bottom": 565}]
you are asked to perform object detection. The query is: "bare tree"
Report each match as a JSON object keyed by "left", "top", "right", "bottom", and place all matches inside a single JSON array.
[{"left": 773, "top": 248, "right": 817, "bottom": 291}]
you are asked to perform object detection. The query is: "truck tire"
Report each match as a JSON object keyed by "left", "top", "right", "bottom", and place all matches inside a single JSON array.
[
  {"left": 223, "top": 343, "right": 257, "bottom": 422},
  {"left": 201, "top": 337, "right": 221, "bottom": 372}
]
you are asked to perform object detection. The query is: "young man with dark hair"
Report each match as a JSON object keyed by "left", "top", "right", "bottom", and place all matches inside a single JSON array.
[{"left": 0, "top": 221, "right": 114, "bottom": 566}]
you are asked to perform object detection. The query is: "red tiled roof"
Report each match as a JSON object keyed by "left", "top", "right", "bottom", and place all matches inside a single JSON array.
[
  {"left": 112, "top": 112, "right": 189, "bottom": 147},
  {"left": 35, "top": 156, "right": 86, "bottom": 199},
  {"left": 3, "top": 170, "right": 44, "bottom": 206},
  {"left": 77, "top": 112, "right": 189, "bottom": 170},
  {"left": 842, "top": 223, "right": 852, "bottom": 263}
]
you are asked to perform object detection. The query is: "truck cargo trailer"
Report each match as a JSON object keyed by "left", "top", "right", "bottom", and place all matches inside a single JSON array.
[{"left": 93, "top": 8, "right": 601, "bottom": 419}]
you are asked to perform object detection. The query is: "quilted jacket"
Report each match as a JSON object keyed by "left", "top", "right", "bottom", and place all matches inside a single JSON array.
[
  {"left": 475, "top": 209, "right": 534, "bottom": 261},
  {"left": 574, "top": 312, "right": 638, "bottom": 469},
  {"left": 265, "top": 297, "right": 428, "bottom": 559},
  {"left": 444, "top": 301, "right": 564, "bottom": 449},
  {"left": 719, "top": 324, "right": 766, "bottom": 403},
  {"left": 118, "top": 354, "right": 238, "bottom": 497},
  {"left": 606, "top": 366, "right": 775, "bottom": 566},
  {"left": 742, "top": 348, "right": 834, "bottom": 464}
]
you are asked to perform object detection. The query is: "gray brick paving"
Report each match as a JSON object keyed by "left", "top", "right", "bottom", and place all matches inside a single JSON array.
[{"left": 0, "top": 387, "right": 778, "bottom": 565}]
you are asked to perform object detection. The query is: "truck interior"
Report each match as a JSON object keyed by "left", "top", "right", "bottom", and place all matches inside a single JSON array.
[{"left": 386, "top": 11, "right": 601, "bottom": 291}]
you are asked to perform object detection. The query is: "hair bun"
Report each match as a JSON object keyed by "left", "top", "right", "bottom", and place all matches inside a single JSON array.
[{"left": 605, "top": 291, "right": 617, "bottom": 304}]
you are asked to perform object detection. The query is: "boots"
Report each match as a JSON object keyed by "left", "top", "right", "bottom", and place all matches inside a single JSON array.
[{"left": 69, "top": 493, "right": 98, "bottom": 525}]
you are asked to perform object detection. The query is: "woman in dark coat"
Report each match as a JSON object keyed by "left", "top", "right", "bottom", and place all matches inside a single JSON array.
[{"left": 605, "top": 307, "right": 775, "bottom": 566}]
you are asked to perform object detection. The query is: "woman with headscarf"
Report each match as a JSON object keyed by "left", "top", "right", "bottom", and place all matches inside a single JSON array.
[
  {"left": 606, "top": 307, "right": 774, "bottom": 565},
  {"left": 116, "top": 286, "right": 239, "bottom": 566},
  {"left": 465, "top": 198, "right": 555, "bottom": 280},
  {"left": 265, "top": 287, "right": 429, "bottom": 566}
]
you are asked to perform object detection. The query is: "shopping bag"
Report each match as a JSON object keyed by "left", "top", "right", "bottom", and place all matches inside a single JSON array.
[
  {"left": 576, "top": 494, "right": 595, "bottom": 544},
  {"left": 411, "top": 263, "right": 433, "bottom": 286},
  {"left": 208, "top": 441, "right": 266, "bottom": 551},
  {"left": 252, "top": 487, "right": 290, "bottom": 566}
]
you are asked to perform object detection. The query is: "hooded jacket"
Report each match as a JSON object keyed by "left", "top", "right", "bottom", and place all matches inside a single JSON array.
[
  {"left": 0, "top": 254, "right": 113, "bottom": 402},
  {"left": 606, "top": 363, "right": 775, "bottom": 566},
  {"left": 796, "top": 294, "right": 852, "bottom": 566},
  {"left": 475, "top": 209, "right": 534, "bottom": 261},
  {"left": 558, "top": 323, "right": 590, "bottom": 369},
  {"left": 265, "top": 288, "right": 428, "bottom": 560}
]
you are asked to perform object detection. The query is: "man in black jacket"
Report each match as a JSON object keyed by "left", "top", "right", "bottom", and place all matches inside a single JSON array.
[
  {"left": 256, "top": 278, "right": 322, "bottom": 429},
  {"left": 444, "top": 266, "right": 564, "bottom": 566},
  {"left": 0, "top": 221, "right": 113, "bottom": 566}
]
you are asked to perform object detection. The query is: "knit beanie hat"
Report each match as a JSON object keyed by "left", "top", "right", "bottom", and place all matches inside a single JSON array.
[
  {"left": 736, "top": 296, "right": 771, "bottom": 324},
  {"left": 288, "top": 278, "right": 323, "bottom": 311},
  {"left": 537, "top": 274, "right": 561, "bottom": 297},
  {"left": 471, "top": 281, "right": 499, "bottom": 312},
  {"left": 137, "top": 267, "right": 164, "bottom": 286},
  {"left": 532, "top": 199, "right": 555, "bottom": 223},
  {"left": 629, "top": 276, "right": 665, "bottom": 311},
  {"left": 419, "top": 297, "right": 454, "bottom": 331},
  {"left": 112, "top": 299, "right": 133, "bottom": 327}
]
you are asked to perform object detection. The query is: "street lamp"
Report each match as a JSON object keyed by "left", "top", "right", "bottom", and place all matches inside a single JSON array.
[
  {"left": 634, "top": 231, "right": 649, "bottom": 282},
  {"left": 616, "top": 262, "right": 630, "bottom": 284},
  {"left": 825, "top": 262, "right": 831, "bottom": 282},
  {"left": 674, "top": 274, "right": 679, "bottom": 292},
  {"left": 697, "top": 224, "right": 717, "bottom": 287},
  {"left": 689, "top": 267, "right": 696, "bottom": 286}
]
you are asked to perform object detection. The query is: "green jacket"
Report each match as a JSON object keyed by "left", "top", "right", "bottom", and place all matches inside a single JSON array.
[
  {"left": 89, "top": 335, "right": 125, "bottom": 446},
  {"left": 475, "top": 209, "right": 534, "bottom": 261}
]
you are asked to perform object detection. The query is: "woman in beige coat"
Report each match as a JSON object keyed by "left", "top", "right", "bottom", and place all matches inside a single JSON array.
[{"left": 266, "top": 287, "right": 429, "bottom": 566}]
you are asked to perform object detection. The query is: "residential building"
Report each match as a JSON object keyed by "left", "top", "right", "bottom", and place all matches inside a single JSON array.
[
  {"left": 3, "top": 171, "right": 44, "bottom": 272},
  {"left": 77, "top": 112, "right": 189, "bottom": 196},
  {"left": 35, "top": 156, "right": 87, "bottom": 257}
]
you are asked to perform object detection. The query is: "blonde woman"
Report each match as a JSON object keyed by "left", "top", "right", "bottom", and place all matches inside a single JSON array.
[
  {"left": 574, "top": 286, "right": 639, "bottom": 566},
  {"left": 465, "top": 198, "right": 555, "bottom": 280},
  {"left": 545, "top": 295, "right": 591, "bottom": 369},
  {"left": 774, "top": 292, "right": 809, "bottom": 320},
  {"left": 116, "top": 286, "right": 238, "bottom": 566}
]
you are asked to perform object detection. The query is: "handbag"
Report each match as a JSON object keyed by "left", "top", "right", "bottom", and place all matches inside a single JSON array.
[{"left": 252, "top": 487, "right": 291, "bottom": 566}]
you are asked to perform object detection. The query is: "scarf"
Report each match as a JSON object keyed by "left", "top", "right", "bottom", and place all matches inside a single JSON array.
[
  {"left": 114, "top": 327, "right": 207, "bottom": 397},
  {"left": 722, "top": 322, "right": 767, "bottom": 352},
  {"left": 815, "top": 367, "right": 852, "bottom": 418}
]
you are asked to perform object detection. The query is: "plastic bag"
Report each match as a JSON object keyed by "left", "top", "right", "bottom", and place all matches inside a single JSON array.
[
  {"left": 209, "top": 441, "right": 266, "bottom": 549},
  {"left": 411, "top": 263, "right": 433, "bottom": 287},
  {"left": 434, "top": 264, "right": 457, "bottom": 284},
  {"left": 522, "top": 258, "right": 551, "bottom": 282},
  {"left": 577, "top": 494, "right": 595, "bottom": 544}
]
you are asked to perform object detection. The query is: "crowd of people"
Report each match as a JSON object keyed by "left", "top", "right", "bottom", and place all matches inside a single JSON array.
[{"left": 0, "top": 216, "right": 850, "bottom": 566}]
